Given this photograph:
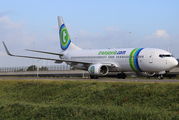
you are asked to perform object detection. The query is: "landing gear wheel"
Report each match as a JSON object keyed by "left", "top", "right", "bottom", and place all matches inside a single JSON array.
[
  {"left": 90, "top": 75, "right": 99, "bottom": 79},
  {"left": 158, "top": 75, "right": 164, "bottom": 80},
  {"left": 90, "top": 75, "right": 94, "bottom": 79},
  {"left": 117, "top": 73, "right": 126, "bottom": 79}
]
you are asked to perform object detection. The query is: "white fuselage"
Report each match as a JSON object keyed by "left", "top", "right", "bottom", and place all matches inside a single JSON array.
[{"left": 62, "top": 48, "right": 178, "bottom": 72}]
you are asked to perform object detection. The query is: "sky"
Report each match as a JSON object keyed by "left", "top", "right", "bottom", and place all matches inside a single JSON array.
[{"left": 0, "top": 0, "right": 179, "bottom": 67}]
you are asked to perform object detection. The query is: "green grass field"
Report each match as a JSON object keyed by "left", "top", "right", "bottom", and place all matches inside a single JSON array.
[{"left": 0, "top": 79, "right": 179, "bottom": 119}]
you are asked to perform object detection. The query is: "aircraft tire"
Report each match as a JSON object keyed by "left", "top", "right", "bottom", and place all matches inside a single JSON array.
[
  {"left": 90, "top": 75, "right": 99, "bottom": 79},
  {"left": 158, "top": 75, "right": 164, "bottom": 80},
  {"left": 90, "top": 75, "right": 95, "bottom": 79},
  {"left": 117, "top": 73, "right": 126, "bottom": 79}
]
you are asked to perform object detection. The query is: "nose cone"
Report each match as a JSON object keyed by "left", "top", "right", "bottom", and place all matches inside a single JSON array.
[
  {"left": 174, "top": 59, "right": 178, "bottom": 66},
  {"left": 164, "top": 58, "right": 179, "bottom": 71},
  {"left": 170, "top": 58, "right": 178, "bottom": 68},
  {"left": 176, "top": 59, "right": 179, "bottom": 66}
]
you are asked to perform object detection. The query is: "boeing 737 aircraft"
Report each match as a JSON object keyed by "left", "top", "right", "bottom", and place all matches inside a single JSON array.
[{"left": 2, "top": 16, "right": 178, "bottom": 79}]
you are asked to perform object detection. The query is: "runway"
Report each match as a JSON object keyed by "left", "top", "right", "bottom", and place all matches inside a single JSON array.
[{"left": 0, "top": 77, "right": 179, "bottom": 82}]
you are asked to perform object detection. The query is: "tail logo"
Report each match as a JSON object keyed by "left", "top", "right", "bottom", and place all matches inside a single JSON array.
[
  {"left": 129, "top": 48, "right": 144, "bottom": 72},
  {"left": 60, "top": 24, "right": 71, "bottom": 50}
]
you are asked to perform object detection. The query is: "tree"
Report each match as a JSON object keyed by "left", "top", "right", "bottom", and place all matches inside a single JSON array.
[
  {"left": 39, "top": 66, "right": 48, "bottom": 71},
  {"left": 27, "top": 65, "right": 37, "bottom": 71}
]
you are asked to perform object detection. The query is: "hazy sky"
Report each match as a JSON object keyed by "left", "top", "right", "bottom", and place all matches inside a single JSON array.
[{"left": 0, "top": 0, "right": 179, "bottom": 67}]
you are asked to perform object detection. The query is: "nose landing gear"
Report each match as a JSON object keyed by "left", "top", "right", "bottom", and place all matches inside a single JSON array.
[{"left": 158, "top": 75, "right": 164, "bottom": 79}]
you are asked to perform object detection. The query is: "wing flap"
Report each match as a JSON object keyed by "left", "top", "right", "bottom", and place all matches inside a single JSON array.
[{"left": 25, "top": 49, "right": 63, "bottom": 56}]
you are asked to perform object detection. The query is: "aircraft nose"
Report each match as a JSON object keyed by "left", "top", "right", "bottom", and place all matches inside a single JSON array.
[
  {"left": 176, "top": 59, "right": 179, "bottom": 66},
  {"left": 172, "top": 58, "right": 178, "bottom": 67},
  {"left": 166, "top": 58, "right": 178, "bottom": 70}
]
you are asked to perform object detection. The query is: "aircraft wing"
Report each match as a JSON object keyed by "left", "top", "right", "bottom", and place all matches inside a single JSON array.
[
  {"left": 2, "top": 41, "right": 119, "bottom": 68},
  {"left": 2, "top": 41, "right": 92, "bottom": 64},
  {"left": 25, "top": 49, "right": 63, "bottom": 56}
]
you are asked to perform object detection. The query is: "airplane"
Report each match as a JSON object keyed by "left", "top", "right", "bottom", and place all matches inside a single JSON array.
[{"left": 2, "top": 16, "right": 178, "bottom": 79}]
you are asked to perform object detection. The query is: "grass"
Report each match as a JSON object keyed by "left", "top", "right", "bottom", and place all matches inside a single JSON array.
[{"left": 0, "top": 79, "right": 179, "bottom": 119}]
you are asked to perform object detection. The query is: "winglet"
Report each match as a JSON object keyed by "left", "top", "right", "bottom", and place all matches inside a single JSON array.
[{"left": 2, "top": 41, "right": 12, "bottom": 56}]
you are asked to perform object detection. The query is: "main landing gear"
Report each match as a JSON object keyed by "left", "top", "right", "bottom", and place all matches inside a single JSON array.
[
  {"left": 117, "top": 73, "right": 126, "bottom": 79},
  {"left": 90, "top": 75, "right": 99, "bottom": 79}
]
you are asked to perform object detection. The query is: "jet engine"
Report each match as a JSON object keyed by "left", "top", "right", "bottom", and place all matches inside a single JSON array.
[
  {"left": 88, "top": 64, "right": 109, "bottom": 76},
  {"left": 136, "top": 72, "right": 155, "bottom": 77}
]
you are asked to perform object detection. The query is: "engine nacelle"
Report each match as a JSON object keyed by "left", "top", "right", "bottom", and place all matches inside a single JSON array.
[
  {"left": 136, "top": 72, "right": 155, "bottom": 77},
  {"left": 88, "top": 64, "right": 109, "bottom": 76}
]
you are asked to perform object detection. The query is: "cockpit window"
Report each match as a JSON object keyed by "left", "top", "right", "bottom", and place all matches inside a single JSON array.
[{"left": 159, "top": 54, "right": 173, "bottom": 58}]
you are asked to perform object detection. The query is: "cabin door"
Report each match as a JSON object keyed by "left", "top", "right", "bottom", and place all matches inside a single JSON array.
[{"left": 149, "top": 52, "right": 154, "bottom": 63}]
